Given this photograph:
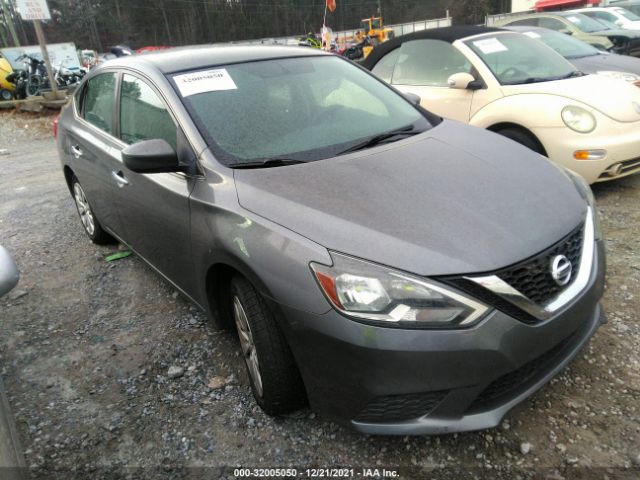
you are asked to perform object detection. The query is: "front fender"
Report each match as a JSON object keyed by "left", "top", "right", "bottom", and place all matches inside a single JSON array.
[
  {"left": 189, "top": 172, "right": 333, "bottom": 319},
  {"left": 471, "top": 94, "right": 574, "bottom": 131}
]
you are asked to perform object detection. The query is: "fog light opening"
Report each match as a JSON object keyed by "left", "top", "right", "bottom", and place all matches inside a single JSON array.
[
  {"left": 605, "top": 162, "right": 624, "bottom": 177},
  {"left": 574, "top": 149, "right": 607, "bottom": 161}
]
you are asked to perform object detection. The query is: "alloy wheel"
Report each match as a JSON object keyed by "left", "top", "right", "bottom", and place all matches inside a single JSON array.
[
  {"left": 73, "top": 183, "right": 95, "bottom": 236},
  {"left": 232, "top": 296, "right": 264, "bottom": 397}
]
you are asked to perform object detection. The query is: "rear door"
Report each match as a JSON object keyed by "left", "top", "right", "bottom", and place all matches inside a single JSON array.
[
  {"left": 113, "top": 72, "right": 198, "bottom": 296},
  {"left": 65, "top": 72, "right": 124, "bottom": 235}
]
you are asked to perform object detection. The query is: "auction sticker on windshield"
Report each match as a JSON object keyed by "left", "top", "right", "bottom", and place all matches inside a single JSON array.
[
  {"left": 473, "top": 38, "right": 508, "bottom": 55},
  {"left": 174, "top": 69, "right": 237, "bottom": 97}
]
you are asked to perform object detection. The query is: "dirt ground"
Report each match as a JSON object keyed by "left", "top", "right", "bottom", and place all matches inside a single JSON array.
[{"left": 0, "top": 110, "right": 639, "bottom": 480}]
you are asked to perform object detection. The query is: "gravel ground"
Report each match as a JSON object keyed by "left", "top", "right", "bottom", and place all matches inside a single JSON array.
[{"left": 0, "top": 111, "right": 639, "bottom": 480}]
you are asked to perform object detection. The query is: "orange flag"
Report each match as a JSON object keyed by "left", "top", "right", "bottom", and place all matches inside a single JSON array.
[{"left": 327, "top": 0, "right": 336, "bottom": 12}]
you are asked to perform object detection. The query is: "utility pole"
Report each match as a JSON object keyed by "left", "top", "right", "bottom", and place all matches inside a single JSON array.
[
  {"left": 1, "top": 0, "right": 20, "bottom": 46},
  {"left": 33, "top": 19, "right": 58, "bottom": 96}
]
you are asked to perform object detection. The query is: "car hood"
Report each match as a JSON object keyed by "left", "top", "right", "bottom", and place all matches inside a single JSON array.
[
  {"left": 234, "top": 121, "right": 586, "bottom": 277},
  {"left": 593, "top": 28, "right": 640, "bottom": 38},
  {"left": 572, "top": 52, "right": 640, "bottom": 76},
  {"left": 502, "top": 74, "right": 640, "bottom": 122}
]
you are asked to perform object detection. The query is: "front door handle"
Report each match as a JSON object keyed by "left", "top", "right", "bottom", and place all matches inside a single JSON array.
[
  {"left": 111, "top": 170, "right": 129, "bottom": 187},
  {"left": 70, "top": 145, "right": 83, "bottom": 158}
]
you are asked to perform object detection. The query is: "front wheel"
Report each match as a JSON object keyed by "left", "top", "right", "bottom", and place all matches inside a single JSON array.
[
  {"left": 230, "top": 275, "right": 306, "bottom": 415},
  {"left": 495, "top": 127, "right": 544, "bottom": 155},
  {"left": 0, "top": 88, "right": 13, "bottom": 101},
  {"left": 71, "top": 176, "right": 113, "bottom": 244}
]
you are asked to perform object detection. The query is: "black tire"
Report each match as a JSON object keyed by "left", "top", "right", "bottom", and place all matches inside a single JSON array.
[
  {"left": 0, "top": 88, "right": 13, "bottom": 101},
  {"left": 495, "top": 127, "right": 544, "bottom": 155},
  {"left": 229, "top": 275, "right": 306, "bottom": 415},
  {"left": 71, "top": 176, "right": 113, "bottom": 244}
]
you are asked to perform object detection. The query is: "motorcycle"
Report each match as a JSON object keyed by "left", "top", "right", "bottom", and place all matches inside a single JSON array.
[
  {"left": 15, "top": 53, "right": 49, "bottom": 97},
  {"left": 5, "top": 69, "right": 27, "bottom": 99},
  {"left": 54, "top": 57, "right": 86, "bottom": 88}
]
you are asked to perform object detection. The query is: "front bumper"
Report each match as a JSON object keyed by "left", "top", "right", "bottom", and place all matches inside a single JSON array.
[
  {"left": 276, "top": 241, "right": 605, "bottom": 435},
  {"left": 532, "top": 124, "right": 640, "bottom": 184}
]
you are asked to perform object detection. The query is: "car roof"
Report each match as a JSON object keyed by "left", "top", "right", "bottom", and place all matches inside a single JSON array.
[
  {"left": 94, "top": 44, "right": 329, "bottom": 75},
  {"left": 361, "top": 25, "right": 504, "bottom": 69}
]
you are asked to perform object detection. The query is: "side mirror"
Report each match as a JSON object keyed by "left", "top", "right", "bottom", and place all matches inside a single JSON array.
[
  {"left": 0, "top": 245, "right": 19, "bottom": 298},
  {"left": 402, "top": 92, "right": 421, "bottom": 105},
  {"left": 447, "top": 72, "right": 481, "bottom": 90},
  {"left": 560, "top": 29, "right": 573, "bottom": 36},
  {"left": 122, "top": 139, "right": 181, "bottom": 174}
]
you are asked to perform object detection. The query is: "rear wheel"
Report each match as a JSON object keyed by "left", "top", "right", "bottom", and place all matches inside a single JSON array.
[
  {"left": 495, "top": 127, "right": 544, "bottom": 155},
  {"left": 230, "top": 275, "right": 306, "bottom": 415},
  {"left": 71, "top": 176, "right": 113, "bottom": 244}
]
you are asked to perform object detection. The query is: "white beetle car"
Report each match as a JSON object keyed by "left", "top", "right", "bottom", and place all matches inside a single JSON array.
[{"left": 362, "top": 26, "right": 640, "bottom": 184}]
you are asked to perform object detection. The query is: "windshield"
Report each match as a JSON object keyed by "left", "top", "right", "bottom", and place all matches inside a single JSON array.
[
  {"left": 465, "top": 33, "right": 577, "bottom": 85},
  {"left": 615, "top": 7, "right": 640, "bottom": 21},
  {"left": 172, "top": 55, "right": 429, "bottom": 165},
  {"left": 522, "top": 29, "right": 600, "bottom": 59},
  {"left": 561, "top": 13, "right": 610, "bottom": 32}
]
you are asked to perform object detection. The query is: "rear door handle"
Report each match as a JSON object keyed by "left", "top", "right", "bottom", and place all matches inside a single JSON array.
[
  {"left": 70, "top": 145, "right": 83, "bottom": 158},
  {"left": 111, "top": 170, "right": 129, "bottom": 187}
]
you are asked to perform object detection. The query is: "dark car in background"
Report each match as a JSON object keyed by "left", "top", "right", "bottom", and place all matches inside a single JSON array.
[
  {"left": 609, "top": 0, "right": 640, "bottom": 16},
  {"left": 506, "top": 26, "right": 640, "bottom": 85},
  {"left": 496, "top": 11, "right": 640, "bottom": 57},
  {"left": 56, "top": 45, "right": 605, "bottom": 434}
]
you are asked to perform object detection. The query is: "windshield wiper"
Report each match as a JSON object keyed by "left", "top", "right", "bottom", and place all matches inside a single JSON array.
[
  {"left": 338, "top": 126, "right": 422, "bottom": 155},
  {"left": 230, "top": 158, "right": 307, "bottom": 169},
  {"left": 560, "top": 70, "right": 585, "bottom": 79},
  {"left": 510, "top": 71, "right": 584, "bottom": 85}
]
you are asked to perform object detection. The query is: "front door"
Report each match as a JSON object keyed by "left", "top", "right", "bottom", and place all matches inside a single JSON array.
[
  {"left": 112, "top": 73, "right": 197, "bottom": 296},
  {"left": 390, "top": 38, "right": 475, "bottom": 122}
]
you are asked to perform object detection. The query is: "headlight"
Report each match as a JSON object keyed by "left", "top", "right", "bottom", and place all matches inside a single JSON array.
[
  {"left": 561, "top": 167, "right": 603, "bottom": 241},
  {"left": 310, "top": 253, "right": 490, "bottom": 328},
  {"left": 562, "top": 106, "right": 596, "bottom": 133},
  {"left": 596, "top": 70, "right": 640, "bottom": 83}
]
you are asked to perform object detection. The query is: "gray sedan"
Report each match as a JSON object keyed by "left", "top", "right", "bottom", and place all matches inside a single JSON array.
[
  {"left": 55, "top": 46, "right": 605, "bottom": 434},
  {"left": 507, "top": 26, "right": 640, "bottom": 85}
]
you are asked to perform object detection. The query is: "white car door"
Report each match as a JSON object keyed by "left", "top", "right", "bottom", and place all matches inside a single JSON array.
[{"left": 386, "top": 39, "right": 477, "bottom": 122}]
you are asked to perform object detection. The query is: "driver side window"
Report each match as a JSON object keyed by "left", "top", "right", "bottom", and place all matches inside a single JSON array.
[
  {"left": 392, "top": 39, "right": 472, "bottom": 87},
  {"left": 120, "top": 74, "right": 177, "bottom": 150}
]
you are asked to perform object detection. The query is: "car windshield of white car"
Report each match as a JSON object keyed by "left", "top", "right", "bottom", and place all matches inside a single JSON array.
[
  {"left": 530, "top": 29, "right": 600, "bottom": 59},
  {"left": 170, "top": 55, "right": 432, "bottom": 166},
  {"left": 466, "top": 33, "right": 579, "bottom": 86}
]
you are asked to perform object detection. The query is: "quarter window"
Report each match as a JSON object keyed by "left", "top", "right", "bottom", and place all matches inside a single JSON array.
[
  {"left": 538, "top": 18, "right": 569, "bottom": 31},
  {"left": 82, "top": 73, "right": 116, "bottom": 134},
  {"left": 120, "top": 74, "right": 177, "bottom": 150},
  {"left": 392, "top": 39, "right": 472, "bottom": 87}
]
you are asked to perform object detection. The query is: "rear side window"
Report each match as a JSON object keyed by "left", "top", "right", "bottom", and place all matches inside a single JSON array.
[
  {"left": 505, "top": 18, "right": 539, "bottom": 27},
  {"left": 82, "top": 73, "right": 116, "bottom": 134},
  {"left": 120, "top": 74, "right": 177, "bottom": 150},
  {"left": 392, "top": 39, "right": 472, "bottom": 87},
  {"left": 538, "top": 17, "right": 568, "bottom": 31}
]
